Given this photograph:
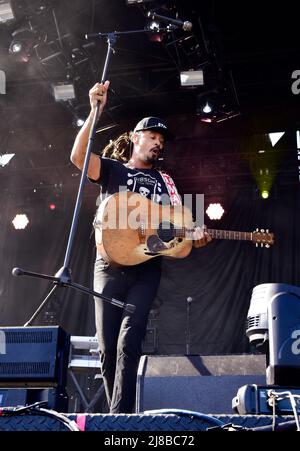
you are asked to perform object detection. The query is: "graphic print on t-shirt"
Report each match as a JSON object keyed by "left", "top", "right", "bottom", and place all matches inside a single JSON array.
[{"left": 126, "top": 171, "right": 163, "bottom": 203}]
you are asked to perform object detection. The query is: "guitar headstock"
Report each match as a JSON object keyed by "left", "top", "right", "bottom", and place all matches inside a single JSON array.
[{"left": 252, "top": 228, "right": 275, "bottom": 247}]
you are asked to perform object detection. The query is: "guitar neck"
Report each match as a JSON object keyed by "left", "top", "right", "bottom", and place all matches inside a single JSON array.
[
  {"left": 178, "top": 228, "right": 254, "bottom": 242},
  {"left": 206, "top": 229, "right": 253, "bottom": 241}
]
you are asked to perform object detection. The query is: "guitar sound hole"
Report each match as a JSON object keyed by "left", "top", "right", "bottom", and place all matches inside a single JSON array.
[{"left": 158, "top": 221, "right": 175, "bottom": 242}]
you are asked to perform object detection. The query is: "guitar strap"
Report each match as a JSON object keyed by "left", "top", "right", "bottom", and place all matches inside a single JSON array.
[{"left": 159, "top": 171, "right": 182, "bottom": 206}]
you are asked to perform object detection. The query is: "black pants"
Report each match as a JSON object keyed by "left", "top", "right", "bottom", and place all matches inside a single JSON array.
[{"left": 94, "top": 258, "right": 161, "bottom": 414}]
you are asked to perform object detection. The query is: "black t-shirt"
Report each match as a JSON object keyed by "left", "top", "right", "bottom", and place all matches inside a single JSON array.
[
  {"left": 91, "top": 157, "right": 175, "bottom": 269},
  {"left": 92, "top": 157, "right": 171, "bottom": 205}
]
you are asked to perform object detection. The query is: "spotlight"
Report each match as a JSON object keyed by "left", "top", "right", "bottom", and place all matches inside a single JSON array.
[
  {"left": 261, "top": 190, "right": 269, "bottom": 199},
  {"left": 206, "top": 203, "right": 225, "bottom": 220},
  {"left": 196, "top": 75, "right": 240, "bottom": 123},
  {"left": 72, "top": 115, "right": 85, "bottom": 128},
  {"left": 52, "top": 82, "right": 75, "bottom": 101},
  {"left": 202, "top": 101, "right": 213, "bottom": 114},
  {"left": 9, "top": 28, "right": 36, "bottom": 63},
  {"left": 146, "top": 19, "right": 164, "bottom": 42},
  {"left": 75, "top": 117, "right": 84, "bottom": 127},
  {"left": 0, "top": 1, "right": 14, "bottom": 23},
  {"left": 12, "top": 214, "right": 29, "bottom": 230},
  {"left": 197, "top": 94, "right": 216, "bottom": 117},
  {"left": 148, "top": 20, "right": 160, "bottom": 32}
]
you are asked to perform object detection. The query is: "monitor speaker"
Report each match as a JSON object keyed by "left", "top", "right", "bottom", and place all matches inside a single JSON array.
[
  {"left": 0, "top": 326, "right": 70, "bottom": 411},
  {"left": 136, "top": 354, "right": 266, "bottom": 414},
  {"left": 0, "top": 326, "right": 70, "bottom": 387}
]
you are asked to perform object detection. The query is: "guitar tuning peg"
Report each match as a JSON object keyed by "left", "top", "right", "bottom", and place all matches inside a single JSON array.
[
  {"left": 265, "top": 244, "right": 270, "bottom": 248},
  {"left": 266, "top": 229, "right": 269, "bottom": 233},
  {"left": 260, "top": 228, "right": 265, "bottom": 232},
  {"left": 256, "top": 243, "right": 258, "bottom": 247},
  {"left": 256, "top": 227, "right": 259, "bottom": 231},
  {"left": 261, "top": 243, "right": 263, "bottom": 247}
]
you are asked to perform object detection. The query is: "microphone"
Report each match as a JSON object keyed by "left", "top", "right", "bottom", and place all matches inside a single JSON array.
[
  {"left": 147, "top": 11, "right": 193, "bottom": 32},
  {"left": 12, "top": 267, "right": 24, "bottom": 276}
]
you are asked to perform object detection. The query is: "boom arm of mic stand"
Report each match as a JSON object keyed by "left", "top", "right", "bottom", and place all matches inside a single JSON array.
[
  {"left": 12, "top": 267, "right": 135, "bottom": 326},
  {"left": 85, "top": 27, "right": 175, "bottom": 40}
]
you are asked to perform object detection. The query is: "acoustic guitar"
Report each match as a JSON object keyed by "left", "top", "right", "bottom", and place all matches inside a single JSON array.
[{"left": 94, "top": 191, "right": 274, "bottom": 266}]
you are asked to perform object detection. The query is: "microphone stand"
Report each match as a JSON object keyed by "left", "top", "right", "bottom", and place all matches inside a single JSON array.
[
  {"left": 12, "top": 30, "right": 151, "bottom": 326},
  {"left": 185, "top": 297, "right": 193, "bottom": 355},
  {"left": 13, "top": 24, "right": 179, "bottom": 326}
]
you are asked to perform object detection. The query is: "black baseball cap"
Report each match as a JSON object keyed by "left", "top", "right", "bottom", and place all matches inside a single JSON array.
[{"left": 133, "top": 117, "right": 174, "bottom": 141}]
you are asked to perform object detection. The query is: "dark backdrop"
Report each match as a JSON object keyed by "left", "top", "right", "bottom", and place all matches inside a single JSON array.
[{"left": 0, "top": 122, "right": 299, "bottom": 355}]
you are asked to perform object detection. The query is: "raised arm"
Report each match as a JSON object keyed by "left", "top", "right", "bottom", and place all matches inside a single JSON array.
[{"left": 70, "top": 81, "right": 110, "bottom": 181}]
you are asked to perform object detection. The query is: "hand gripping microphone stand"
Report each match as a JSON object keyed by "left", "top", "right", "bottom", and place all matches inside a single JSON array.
[{"left": 12, "top": 32, "right": 131, "bottom": 326}]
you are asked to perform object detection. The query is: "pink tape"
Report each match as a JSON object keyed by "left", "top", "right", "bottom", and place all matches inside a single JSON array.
[{"left": 76, "top": 414, "right": 87, "bottom": 431}]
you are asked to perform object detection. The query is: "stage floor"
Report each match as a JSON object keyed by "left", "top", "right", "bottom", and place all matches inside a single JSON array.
[{"left": 0, "top": 411, "right": 296, "bottom": 432}]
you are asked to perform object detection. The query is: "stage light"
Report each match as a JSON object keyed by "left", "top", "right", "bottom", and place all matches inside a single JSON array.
[
  {"left": 76, "top": 118, "right": 84, "bottom": 127},
  {"left": 180, "top": 70, "right": 204, "bottom": 87},
  {"left": 0, "top": 1, "right": 14, "bottom": 23},
  {"left": 12, "top": 214, "right": 29, "bottom": 230},
  {"left": 9, "top": 28, "right": 36, "bottom": 63},
  {"left": 0, "top": 153, "right": 14, "bottom": 167},
  {"left": 46, "top": 183, "right": 64, "bottom": 215},
  {"left": 258, "top": 179, "right": 272, "bottom": 200},
  {"left": 202, "top": 101, "right": 213, "bottom": 114},
  {"left": 148, "top": 20, "right": 160, "bottom": 31},
  {"left": 206, "top": 203, "right": 225, "bottom": 220},
  {"left": 246, "top": 283, "right": 300, "bottom": 386},
  {"left": 146, "top": 18, "right": 165, "bottom": 42},
  {"left": 52, "top": 82, "right": 75, "bottom": 101},
  {"left": 72, "top": 116, "right": 85, "bottom": 128},
  {"left": 196, "top": 94, "right": 217, "bottom": 121},
  {"left": 261, "top": 190, "right": 269, "bottom": 199}
]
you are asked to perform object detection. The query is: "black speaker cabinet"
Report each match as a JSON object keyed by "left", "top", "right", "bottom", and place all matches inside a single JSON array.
[
  {"left": 136, "top": 354, "right": 266, "bottom": 414},
  {"left": 0, "top": 326, "right": 70, "bottom": 387}
]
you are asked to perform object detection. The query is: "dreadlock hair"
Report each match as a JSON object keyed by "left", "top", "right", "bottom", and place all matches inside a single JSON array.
[
  {"left": 101, "top": 130, "right": 167, "bottom": 172},
  {"left": 101, "top": 132, "right": 132, "bottom": 162}
]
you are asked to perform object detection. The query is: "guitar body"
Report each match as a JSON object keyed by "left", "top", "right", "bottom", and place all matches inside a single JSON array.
[
  {"left": 95, "top": 191, "right": 193, "bottom": 266},
  {"left": 94, "top": 192, "right": 274, "bottom": 266}
]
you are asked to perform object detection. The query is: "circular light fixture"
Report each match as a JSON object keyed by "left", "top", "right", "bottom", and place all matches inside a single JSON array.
[
  {"left": 202, "top": 101, "right": 213, "bottom": 114},
  {"left": 12, "top": 214, "right": 29, "bottom": 230},
  {"left": 206, "top": 203, "right": 225, "bottom": 220},
  {"left": 9, "top": 27, "right": 36, "bottom": 63},
  {"left": 261, "top": 190, "right": 269, "bottom": 199}
]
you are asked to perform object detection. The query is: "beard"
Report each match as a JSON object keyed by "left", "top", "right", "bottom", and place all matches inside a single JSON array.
[
  {"left": 144, "top": 147, "right": 160, "bottom": 165},
  {"left": 145, "top": 154, "right": 158, "bottom": 165}
]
